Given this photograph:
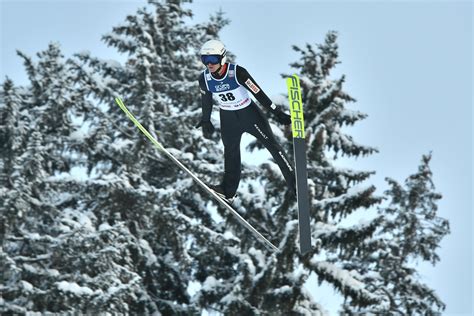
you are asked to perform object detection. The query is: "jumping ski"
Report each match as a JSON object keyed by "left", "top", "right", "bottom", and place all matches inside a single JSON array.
[
  {"left": 114, "top": 97, "right": 280, "bottom": 253},
  {"left": 286, "top": 75, "right": 312, "bottom": 255}
]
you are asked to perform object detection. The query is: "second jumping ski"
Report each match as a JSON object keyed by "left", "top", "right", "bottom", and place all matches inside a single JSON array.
[
  {"left": 114, "top": 97, "right": 280, "bottom": 253},
  {"left": 287, "top": 75, "right": 312, "bottom": 254}
]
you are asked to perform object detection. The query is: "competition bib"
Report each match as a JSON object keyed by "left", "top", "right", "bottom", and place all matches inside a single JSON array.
[{"left": 203, "top": 63, "right": 252, "bottom": 111}]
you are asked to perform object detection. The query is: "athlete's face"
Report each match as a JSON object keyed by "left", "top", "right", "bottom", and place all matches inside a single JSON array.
[{"left": 206, "top": 63, "right": 220, "bottom": 73}]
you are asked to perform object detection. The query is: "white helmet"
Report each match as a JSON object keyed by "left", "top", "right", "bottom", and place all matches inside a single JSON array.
[{"left": 200, "top": 39, "right": 227, "bottom": 65}]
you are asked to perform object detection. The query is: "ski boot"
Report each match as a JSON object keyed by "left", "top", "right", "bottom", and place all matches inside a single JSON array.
[{"left": 208, "top": 184, "right": 236, "bottom": 206}]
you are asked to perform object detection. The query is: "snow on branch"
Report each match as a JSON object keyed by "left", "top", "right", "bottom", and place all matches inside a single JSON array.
[{"left": 309, "top": 260, "right": 381, "bottom": 307}]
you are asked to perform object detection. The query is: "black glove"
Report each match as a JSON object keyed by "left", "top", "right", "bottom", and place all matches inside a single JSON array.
[
  {"left": 273, "top": 110, "right": 292, "bottom": 125},
  {"left": 196, "top": 120, "right": 215, "bottom": 139}
]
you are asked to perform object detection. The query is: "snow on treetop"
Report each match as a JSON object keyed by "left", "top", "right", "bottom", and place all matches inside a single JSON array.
[{"left": 56, "top": 281, "right": 95, "bottom": 296}]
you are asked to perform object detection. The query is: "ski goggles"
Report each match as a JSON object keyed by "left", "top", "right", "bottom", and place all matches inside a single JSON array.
[{"left": 201, "top": 55, "right": 222, "bottom": 65}]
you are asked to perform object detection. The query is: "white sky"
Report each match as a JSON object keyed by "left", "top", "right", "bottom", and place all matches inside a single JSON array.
[{"left": 1, "top": 0, "right": 472, "bottom": 314}]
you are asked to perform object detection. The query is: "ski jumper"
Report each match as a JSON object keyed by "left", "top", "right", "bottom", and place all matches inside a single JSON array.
[{"left": 199, "top": 63, "right": 296, "bottom": 197}]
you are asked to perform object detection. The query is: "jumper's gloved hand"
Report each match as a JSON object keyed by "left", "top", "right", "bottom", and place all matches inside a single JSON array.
[
  {"left": 196, "top": 120, "right": 215, "bottom": 139},
  {"left": 273, "top": 109, "right": 292, "bottom": 125}
]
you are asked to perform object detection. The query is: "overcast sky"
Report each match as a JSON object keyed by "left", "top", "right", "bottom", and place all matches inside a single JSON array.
[{"left": 1, "top": 0, "right": 472, "bottom": 314}]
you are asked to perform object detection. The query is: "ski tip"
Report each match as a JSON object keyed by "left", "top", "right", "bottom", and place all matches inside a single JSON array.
[{"left": 286, "top": 74, "right": 300, "bottom": 84}]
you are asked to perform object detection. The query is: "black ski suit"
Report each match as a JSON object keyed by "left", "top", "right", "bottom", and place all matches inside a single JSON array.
[{"left": 198, "top": 63, "right": 295, "bottom": 198}]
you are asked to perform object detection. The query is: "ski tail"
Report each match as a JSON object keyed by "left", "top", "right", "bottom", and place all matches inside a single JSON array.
[{"left": 114, "top": 98, "right": 280, "bottom": 253}]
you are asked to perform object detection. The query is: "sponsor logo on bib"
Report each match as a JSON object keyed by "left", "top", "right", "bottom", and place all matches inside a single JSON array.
[{"left": 215, "top": 83, "right": 231, "bottom": 92}]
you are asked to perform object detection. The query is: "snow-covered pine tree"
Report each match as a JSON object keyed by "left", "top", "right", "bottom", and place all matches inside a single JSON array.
[
  {"left": 341, "top": 153, "right": 450, "bottom": 314},
  {"left": 0, "top": 43, "right": 154, "bottom": 314},
  {"left": 1, "top": 0, "right": 224, "bottom": 311},
  {"left": 190, "top": 31, "right": 386, "bottom": 314},
  {"left": 1, "top": 45, "right": 72, "bottom": 313},
  {"left": 289, "top": 32, "right": 388, "bottom": 309},
  {"left": 62, "top": 0, "right": 245, "bottom": 314},
  {"left": 194, "top": 31, "right": 450, "bottom": 314},
  {"left": 71, "top": 2, "right": 311, "bottom": 314},
  {"left": 1, "top": 78, "right": 28, "bottom": 232}
]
